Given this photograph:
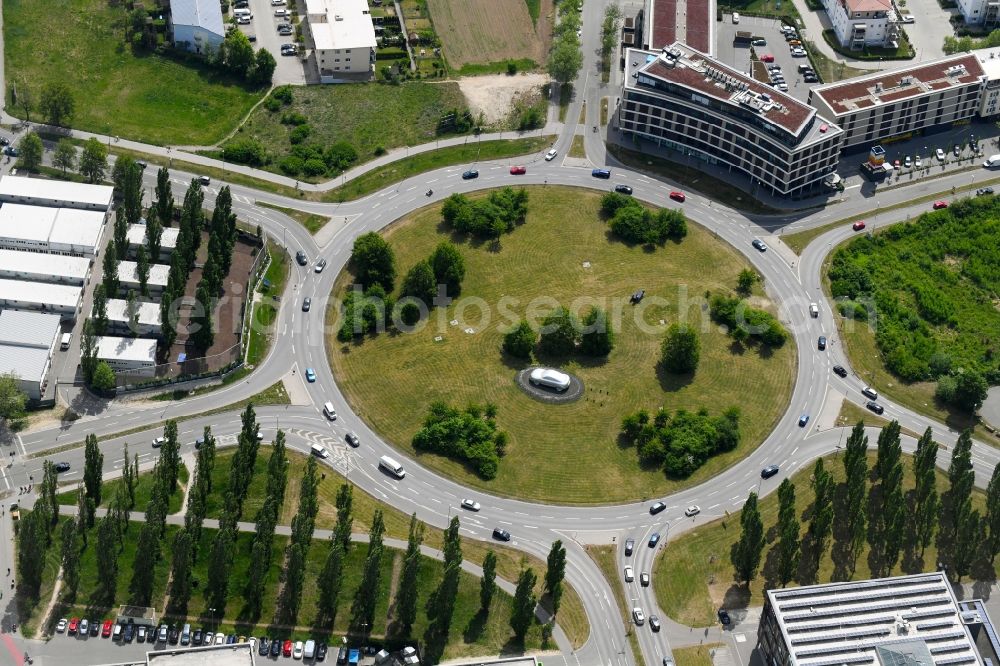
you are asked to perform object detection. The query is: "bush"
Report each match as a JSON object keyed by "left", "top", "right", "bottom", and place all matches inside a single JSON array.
[
  {"left": 619, "top": 406, "right": 741, "bottom": 477},
  {"left": 271, "top": 85, "right": 294, "bottom": 104},
  {"left": 580, "top": 307, "right": 614, "bottom": 357},
  {"left": 281, "top": 111, "right": 308, "bottom": 126},
  {"left": 441, "top": 188, "right": 529, "bottom": 238},
  {"left": 278, "top": 155, "right": 304, "bottom": 176},
  {"left": 538, "top": 307, "right": 578, "bottom": 356},
  {"left": 507, "top": 60, "right": 518, "bottom": 75},
  {"left": 289, "top": 124, "right": 311, "bottom": 144},
  {"left": 324, "top": 141, "right": 359, "bottom": 172},
  {"left": 221, "top": 137, "right": 267, "bottom": 166},
  {"left": 412, "top": 402, "right": 505, "bottom": 479},
  {"left": 429, "top": 241, "right": 465, "bottom": 297},
  {"left": 302, "top": 158, "right": 327, "bottom": 176},
  {"left": 661, "top": 323, "right": 700, "bottom": 374},
  {"left": 605, "top": 198, "right": 688, "bottom": 245},
  {"left": 263, "top": 96, "right": 282, "bottom": 113},
  {"left": 709, "top": 294, "right": 788, "bottom": 347},
  {"left": 503, "top": 320, "right": 536, "bottom": 359}
]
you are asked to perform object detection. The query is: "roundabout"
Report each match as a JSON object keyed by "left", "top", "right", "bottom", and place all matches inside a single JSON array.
[{"left": 516, "top": 366, "right": 584, "bottom": 404}]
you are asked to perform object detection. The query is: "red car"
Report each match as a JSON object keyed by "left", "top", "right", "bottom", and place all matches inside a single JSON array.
[
  {"left": 102, "top": 620, "right": 113, "bottom": 638},
  {"left": 932, "top": 200, "right": 948, "bottom": 209},
  {"left": 761, "top": 54, "right": 775, "bottom": 62},
  {"left": 283, "top": 640, "right": 293, "bottom": 657},
  {"left": 852, "top": 220, "right": 866, "bottom": 231},
  {"left": 68, "top": 618, "right": 79, "bottom": 635},
  {"left": 669, "top": 191, "right": 686, "bottom": 202},
  {"left": 509, "top": 165, "right": 526, "bottom": 175}
]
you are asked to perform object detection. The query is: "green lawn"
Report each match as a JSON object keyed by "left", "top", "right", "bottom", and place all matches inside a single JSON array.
[
  {"left": 55, "top": 465, "right": 189, "bottom": 515},
  {"left": 3, "top": 0, "right": 264, "bottom": 145},
  {"left": 653, "top": 451, "right": 992, "bottom": 627},
  {"left": 328, "top": 186, "right": 795, "bottom": 504},
  {"left": 674, "top": 644, "right": 725, "bottom": 666},
  {"left": 569, "top": 135, "right": 586, "bottom": 158},
  {"left": 255, "top": 203, "right": 329, "bottom": 234},
  {"left": 804, "top": 42, "right": 870, "bottom": 83},
  {"left": 247, "top": 244, "right": 290, "bottom": 367}
]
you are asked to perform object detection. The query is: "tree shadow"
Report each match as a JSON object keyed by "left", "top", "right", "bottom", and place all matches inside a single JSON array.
[
  {"left": 761, "top": 542, "right": 781, "bottom": 590},
  {"left": 866, "top": 483, "right": 886, "bottom": 577},
  {"left": 722, "top": 584, "right": 751, "bottom": 610},
  {"left": 796, "top": 532, "right": 820, "bottom": 585},
  {"left": 829, "top": 480, "right": 855, "bottom": 581},
  {"left": 463, "top": 609, "right": 488, "bottom": 644},
  {"left": 500, "top": 636, "right": 527, "bottom": 657},
  {"left": 654, "top": 361, "right": 695, "bottom": 393}
]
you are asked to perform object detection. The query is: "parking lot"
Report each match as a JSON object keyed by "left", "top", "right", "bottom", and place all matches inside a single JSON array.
[
  {"left": 716, "top": 14, "right": 817, "bottom": 104},
  {"left": 236, "top": 0, "right": 309, "bottom": 85}
]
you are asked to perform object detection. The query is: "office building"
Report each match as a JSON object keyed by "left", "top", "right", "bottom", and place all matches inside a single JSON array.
[
  {"left": 645, "top": 0, "right": 712, "bottom": 53},
  {"left": 0, "top": 279, "right": 83, "bottom": 318},
  {"left": 305, "top": 0, "right": 376, "bottom": 81},
  {"left": 0, "top": 204, "right": 106, "bottom": 256},
  {"left": 0, "top": 309, "right": 61, "bottom": 400},
  {"left": 823, "top": 0, "right": 901, "bottom": 50},
  {"left": 96, "top": 336, "right": 157, "bottom": 377},
  {"left": 618, "top": 45, "right": 844, "bottom": 197},
  {"left": 0, "top": 175, "right": 113, "bottom": 211},
  {"left": 0, "top": 249, "right": 91, "bottom": 285},
  {"left": 758, "top": 572, "right": 993, "bottom": 666}
]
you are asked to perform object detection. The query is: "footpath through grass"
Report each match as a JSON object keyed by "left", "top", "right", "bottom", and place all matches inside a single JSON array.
[
  {"left": 653, "top": 450, "right": 991, "bottom": 627},
  {"left": 329, "top": 186, "right": 795, "bottom": 504},
  {"left": 4, "top": 0, "right": 263, "bottom": 145}
]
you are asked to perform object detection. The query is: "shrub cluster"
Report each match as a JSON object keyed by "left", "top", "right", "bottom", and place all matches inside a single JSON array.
[
  {"left": 619, "top": 407, "right": 741, "bottom": 477},
  {"left": 600, "top": 192, "right": 687, "bottom": 245},
  {"left": 441, "top": 188, "right": 529, "bottom": 238},
  {"left": 412, "top": 402, "right": 507, "bottom": 479},
  {"left": 709, "top": 294, "right": 788, "bottom": 346}
]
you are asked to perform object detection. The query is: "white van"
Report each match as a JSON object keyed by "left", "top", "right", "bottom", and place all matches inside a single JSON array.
[
  {"left": 984, "top": 154, "right": 1000, "bottom": 168},
  {"left": 60, "top": 332, "right": 71, "bottom": 350},
  {"left": 311, "top": 443, "right": 329, "bottom": 458},
  {"left": 809, "top": 302, "right": 819, "bottom": 317},
  {"left": 304, "top": 640, "right": 316, "bottom": 659},
  {"left": 233, "top": 7, "right": 252, "bottom": 16},
  {"left": 323, "top": 401, "right": 337, "bottom": 420},
  {"left": 379, "top": 455, "right": 405, "bottom": 479}
]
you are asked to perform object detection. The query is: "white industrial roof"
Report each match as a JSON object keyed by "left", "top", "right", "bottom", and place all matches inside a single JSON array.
[
  {"left": 0, "top": 175, "right": 113, "bottom": 210},
  {"left": 0, "top": 309, "right": 62, "bottom": 384},
  {"left": 170, "top": 0, "right": 225, "bottom": 37},
  {"left": 96, "top": 336, "right": 158, "bottom": 364},
  {"left": 0, "top": 249, "right": 91, "bottom": 282},
  {"left": 126, "top": 224, "right": 180, "bottom": 249},
  {"left": 107, "top": 298, "right": 162, "bottom": 327},
  {"left": 0, "top": 204, "right": 104, "bottom": 250},
  {"left": 117, "top": 261, "right": 170, "bottom": 288},
  {"left": 51, "top": 208, "right": 106, "bottom": 248},
  {"left": 0, "top": 279, "right": 83, "bottom": 309},
  {"left": 306, "top": 0, "right": 376, "bottom": 51}
]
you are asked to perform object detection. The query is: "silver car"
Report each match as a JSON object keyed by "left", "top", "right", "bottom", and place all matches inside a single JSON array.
[{"left": 529, "top": 367, "right": 571, "bottom": 391}]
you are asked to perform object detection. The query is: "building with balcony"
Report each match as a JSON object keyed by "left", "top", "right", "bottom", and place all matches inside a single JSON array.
[
  {"left": 823, "top": 0, "right": 901, "bottom": 50},
  {"left": 305, "top": 0, "right": 376, "bottom": 82}
]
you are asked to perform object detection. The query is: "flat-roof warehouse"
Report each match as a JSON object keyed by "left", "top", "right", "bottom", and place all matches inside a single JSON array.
[
  {"left": 0, "top": 309, "right": 62, "bottom": 400},
  {"left": 126, "top": 224, "right": 180, "bottom": 261},
  {"left": 0, "top": 278, "right": 83, "bottom": 318},
  {"left": 106, "top": 298, "right": 162, "bottom": 336},
  {"left": 0, "top": 203, "right": 107, "bottom": 256},
  {"left": 96, "top": 336, "right": 157, "bottom": 377},
  {"left": 0, "top": 174, "right": 114, "bottom": 211},
  {"left": 0, "top": 249, "right": 91, "bottom": 285}
]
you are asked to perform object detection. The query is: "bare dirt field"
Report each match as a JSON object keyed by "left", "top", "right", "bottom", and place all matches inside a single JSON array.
[
  {"left": 458, "top": 73, "right": 550, "bottom": 124},
  {"left": 426, "top": 0, "right": 553, "bottom": 69}
]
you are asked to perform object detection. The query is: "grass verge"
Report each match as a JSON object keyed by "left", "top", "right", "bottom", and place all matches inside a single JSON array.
[
  {"left": 256, "top": 202, "right": 330, "bottom": 234},
  {"left": 559, "top": 84, "right": 573, "bottom": 122},
  {"left": 55, "top": 464, "right": 189, "bottom": 514},
  {"left": 805, "top": 43, "right": 870, "bottom": 83},
  {"left": 674, "top": 644, "right": 726, "bottom": 666},
  {"left": 569, "top": 135, "right": 587, "bottom": 159}
]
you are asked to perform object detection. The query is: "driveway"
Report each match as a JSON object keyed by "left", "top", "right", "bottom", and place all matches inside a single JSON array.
[
  {"left": 900, "top": 0, "right": 954, "bottom": 63},
  {"left": 237, "top": 0, "right": 307, "bottom": 85}
]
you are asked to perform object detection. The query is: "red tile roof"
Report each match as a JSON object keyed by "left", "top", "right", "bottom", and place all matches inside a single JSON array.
[
  {"left": 846, "top": 0, "right": 891, "bottom": 13},
  {"left": 813, "top": 53, "right": 985, "bottom": 115}
]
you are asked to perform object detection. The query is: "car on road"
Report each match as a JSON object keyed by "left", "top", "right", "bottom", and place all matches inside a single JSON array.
[
  {"left": 493, "top": 527, "right": 512, "bottom": 541},
  {"left": 545, "top": 149, "right": 558, "bottom": 161},
  {"left": 649, "top": 615, "right": 662, "bottom": 632},
  {"left": 345, "top": 432, "right": 360, "bottom": 447},
  {"left": 648, "top": 532, "right": 661, "bottom": 547},
  {"left": 977, "top": 186, "right": 995, "bottom": 196},
  {"left": 791, "top": 48, "right": 806, "bottom": 57},
  {"left": 529, "top": 367, "right": 571, "bottom": 391},
  {"left": 761, "top": 465, "right": 780, "bottom": 479},
  {"left": 55, "top": 461, "right": 71, "bottom": 473},
  {"left": 852, "top": 220, "right": 866, "bottom": 231},
  {"left": 640, "top": 572, "right": 650, "bottom": 586},
  {"left": 195, "top": 437, "right": 205, "bottom": 448},
  {"left": 305, "top": 368, "right": 316, "bottom": 382},
  {"left": 624, "top": 565, "right": 634, "bottom": 582},
  {"left": 760, "top": 54, "right": 775, "bottom": 62},
  {"left": 510, "top": 165, "right": 527, "bottom": 175},
  {"left": 68, "top": 618, "right": 79, "bottom": 634},
  {"left": 932, "top": 200, "right": 948, "bottom": 209},
  {"left": 833, "top": 365, "right": 848, "bottom": 378},
  {"left": 462, "top": 169, "right": 479, "bottom": 180},
  {"left": 866, "top": 401, "right": 885, "bottom": 415},
  {"left": 102, "top": 620, "right": 113, "bottom": 638},
  {"left": 936, "top": 148, "right": 946, "bottom": 161},
  {"left": 296, "top": 250, "right": 308, "bottom": 265},
  {"left": 314, "top": 258, "right": 327, "bottom": 273},
  {"left": 809, "top": 302, "right": 819, "bottom": 317},
  {"left": 862, "top": 386, "right": 878, "bottom": 400},
  {"left": 624, "top": 538, "right": 635, "bottom": 556},
  {"left": 752, "top": 238, "right": 767, "bottom": 251},
  {"left": 614, "top": 184, "right": 633, "bottom": 194},
  {"left": 633, "top": 608, "right": 646, "bottom": 625},
  {"left": 798, "top": 414, "right": 810, "bottom": 427},
  {"left": 718, "top": 609, "right": 731, "bottom": 625},
  {"left": 684, "top": 505, "right": 701, "bottom": 517},
  {"left": 283, "top": 640, "right": 294, "bottom": 657},
  {"left": 592, "top": 168, "right": 612, "bottom": 179},
  {"left": 3, "top": 146, "right": 19, "bottom": 157},
  {"left": 650, "top": 501, "right": 666, "bottom": 515},
  {"left": 818, "top": 336, "right": 827, "bottom": 350},
  {"left": 152, "top": 436, "right": 165, "bottom": 448},
  {"left": 302, "top": 297, "right": 311, "bottom": 312},
  {"left": 461, "top": 499, "right": 481, "bottom": 511},
  {"left": 669, "top": 190, "right": 686, "bottom": 202}
]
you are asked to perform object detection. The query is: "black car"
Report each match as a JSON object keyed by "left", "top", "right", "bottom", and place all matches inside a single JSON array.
[
  {"left": 752, "top": 238, "right": 767, "bottom": 251},
  {"left": 90, "top": 620, "right": 100, "bottom": 637},
  {"left": 977, "top": 187, "right": 995, "bottom": 196},
  {"left": 317, "top": 642, "right": 329, "bottom": 660},
  {"left": 630, "top": 289, "right": 645, "bottom": 304},
  {"left": 227, "top": 634, "right": 237, "bottom": 644},
  {"left": 302, "top": 297, "right": 311, "bottom": 312},
  {"left": 192, "top": 629, "right": 202, "bottom": 645},
  {"left": 866, "top": 401, "right": 884, "bottom": 415},
  {"left": 168, "top": 626, "right": 179, "bottom": 644},
  {"left": 624, "top": 538, "right": 635, "bottom": 556},
  {"left": 147, "top": 625, "right": 158, "bottom": 643},
  {"left": 648, "top": 532, "right": 660, "bottom": 547},
  {"left": 271, "top": 639, "right": 282, "bottom": 657},
  {"left": 296, "top": 250, "right": 308, "bottom": 266},
  {"left": 54, "top": 462, "right": 70, "bottom": 473},
  {"left": 818, "top": 336, "right": 827, "bottom": 350},
  {"left": 614, "top": 184, "right": 633, "bottom": 194},
  {"left": 123, "top": 623, "right": 135, "bottom": 643},
  {"left": 345, "top": 432, "right": 360, "bottom": 447},
  {"left": 649, "top": 501, "right": 666, "bottom": 515},
  {"left": 337, "top": 647, "right": 349, "bottom": 664},
  {"left": 718, "top": 609, "right": 731, "bottom": 625},
  {"left": 3, "top": 146, "right": 18, "bottom": 157},
  {"left": 0, "top": 137, "right": 9, "bottom": 146},
  {"left": 259, "top": 637, "right": 270, "bottom": 655},
  {"left": 833, "top": 365, "right": 848, "bottom": 378},
  {"left": 761, "top": 465, "right": 780, "bottom": 479},
  {"left": 136, "top": 160, "right": 148, "bottom": 170},
  {"left": 493, "top": 527, "right": 511, "bottom": 541},
  {"left": 462, "top": 170, "right": 479, "bottom": 180}
]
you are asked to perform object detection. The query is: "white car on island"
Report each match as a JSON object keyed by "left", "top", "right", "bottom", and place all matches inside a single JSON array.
[{"left": 529, "top": 368, "right": 571, "bottom": 391}]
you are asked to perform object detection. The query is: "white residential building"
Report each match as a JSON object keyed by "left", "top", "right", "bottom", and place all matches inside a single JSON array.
[
  {"left": 0, "top": 310, "right": 62, "bottom": 400},
  {"left": 823, "top": 0, "right": 901, "bottom": 50},
  {"left": 0, "top": 250, "right": 91, "bottom": 285},
  {"left": 116, "top": 261, "right": 171, "bottom": 295},
  {"left": 0, "top": 204, "right": 106, "bottom": 256},
  {"left": 106, "top": 298, "right": 162, "bottom": 337},
  {"left": 126, "top": 224, "right": 180, "bottom": 262},
  {"left": 959, "top": 0, "right": 1000, "bottom": 28},
  {"left": 96, "top": 336, "right": 158, "bottom": 377},
  {"left": 170, "top": 0, "right": 225, "bottom": 54},
  {"left": 305, "top": 0, "right": 376, "bottom": 82},
  {"left": 0, "top": 279, "right": 83, "bottom": 318},
  {"left": 0, "top": 176, "right": 113, "bottom": 211}
]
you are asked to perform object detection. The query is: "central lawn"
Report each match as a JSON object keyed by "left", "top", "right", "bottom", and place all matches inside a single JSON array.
[
  {"left": 55, "top": 464, "right": 189, "bottom": 515},
  {"left": 653, "top": 450, "right": 991, "bottom": 628},
  {"left": 327, "top": 186, "right": 796, "bottom": 504},
  {"left": 3, "top": 0, "right": 264, "bottom": 145}
]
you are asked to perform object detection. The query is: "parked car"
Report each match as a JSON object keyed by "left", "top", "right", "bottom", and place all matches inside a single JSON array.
[
  {"left": 752, "top": 38, "right": 766, "bottom": 46},
  {"left": 954, "top": 145, "right": 961, "bottom": 156},
  {"left": 259, "top": 638, "right": 271, "bottom": 655},
  {"left": 866, "top": 401, "right": 885, "bottom": 415},
  {"left": 761, "top": 465, "right": 780, "bottom": 479},
  {"left": 461, "top": 499, "right": 481, "bottom": 511},
  {"left": 936, "top": 148, "right": 946, "bottom": 161},
  {"left": 305, "top": 368, "right": 316, "bottom": 383},
  {"left": 624, "top": 538, "right": 635, "bottom": 556},
  {"left": 852, "top": 220, "right": 866, "bottom": 231},
  {"left": 283, "top": 640, "right": 294, "bottom": 657},
  {"left": 669, "top": 190, "right": 686, "bottom": 202},
  {"left": 89, "top": 620, "right": 100, "bottom": 637},
  {"left": 294, "top": 641, "right": 304, "bottom": 659},
  {"left": 760, "top": 54, "right": 775, "bottom": 62},
  {"left": 614, "top": 184, "right": 633, "bottom": 194},
  {"left": 798, "top": 414, "right": 810, "bottom": 427},
  {"left": 271, "top": 639, "right": 282, "bottom": 656},
  {"left": 510, "top": 165, "right": 527, "bottom": 175},
  {"left": 977, "top": 187, "right": 995, "bottom": 196},
  {"left": 833, "top": 365, "right": 848, "bottom": 378},
  {"left": 123, "top": 623, "right": 135, "bottom": 643},
  {"left": 915, "top": 156, "right": 923, "bottom": 168},
  {"left": 544, "top": 149, "right": 558, "bottom": 161},
  {"left": 137, "top": 625, "right": 147, "bottom": 642},
  {"left": 718, "top": 609, "right": 732, "bottom": 625},
  {"left": 274, "top": 8, "right": 289, "bottom": 16},
  {"left": 684, "top": 505, "right": 701, "bottom": 517},
  {"left": 752, "top": 238, "right": 767, "bottom": 251},
  {"left": 493, "top": 527, "right": 512, "bottom": 541},
  {"left": 102, "top": 620, "right": 113, "bottom": 638},
  {"left": 68, "top": 618, "right": 79, "bottom": 635},
  {"left": 192, "top": 629, "right": 202, "bottom": 645},
  {"left": 932, "top": 200, "right": 948, "bottom": 209},
  {"left": 461, "top": 169, "right": 479, "bottom": 180},
  {"left": 317, "top": 642, "right": 329, "bottom": 660},
  {"left": 904, "top": 155, "right": 912, "bottom": 168},
  {"left": 624, "top": 565, "right": 635, "bottom": 582},
  {"left": 649, "top": 501, "right": 666, "bottom": 515}
]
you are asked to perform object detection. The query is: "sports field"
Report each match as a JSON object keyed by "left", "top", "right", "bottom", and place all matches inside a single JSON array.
[{"left": 426, "top": 0, "right": 553, "bottom": 69}]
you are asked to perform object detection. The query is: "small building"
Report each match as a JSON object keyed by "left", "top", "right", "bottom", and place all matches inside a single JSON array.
[
  {"left": 0, "top": 279, "right": 83, "bottom": 319},
  {"left": 106, "top": 298, "right": 162, "bottom": 336},
  {"left": 0, "top": 309, "right": 62, "bottom": 400},
  {"left": 0, "top": 249, "right": 91, "bottom": 285},
  {"left": 305, "top": 0, "right": 377, "bottom": 82},
  {"left": 116, "top": 261, "right": 171, "bottom": 295},
  {"left": 822, "top": 0, "right": 901, "bottom": 50},
  {"left": 959, "top": 0, "right": 1000, "bottom": 28},
  {"left": 169, "top": 0, "right": 225, "bottom": 54},
  {"left": 0, "top": 175, "right": 113, "bottom": 211},
  {"left": 0, "top": 203, "right": 107, "bottom": 256},
  {"left": 96, "top": 336, "right": 157, "bottom": 377},
  {"left": 126, "top": 224, "right": 180, "bottom": 262}
]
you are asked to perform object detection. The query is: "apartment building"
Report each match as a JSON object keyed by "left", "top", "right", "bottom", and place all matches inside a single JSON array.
[
  {"left": 304, "top": 0, "right": 376, "bottom": 82},
  {"left": 958, "top": 0, "right": 1000, "bottom": 28},
  {"left": 823, "top": 0, "right": 901, "bottom": 50},
  {"left": 618, "top": 45, "right": 844, "bottom": 197}
]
